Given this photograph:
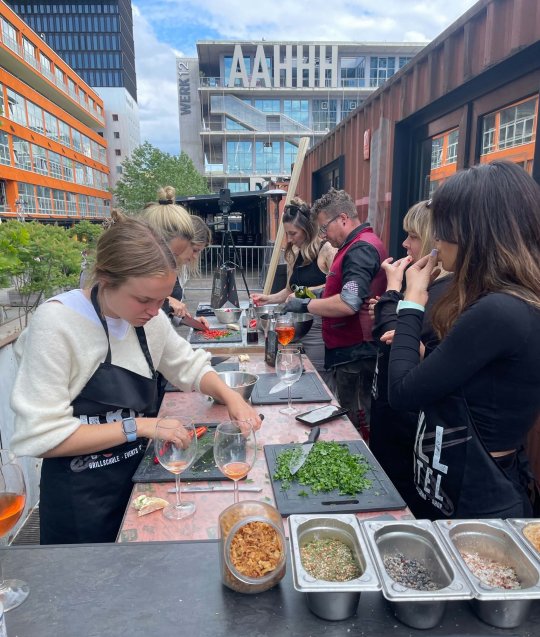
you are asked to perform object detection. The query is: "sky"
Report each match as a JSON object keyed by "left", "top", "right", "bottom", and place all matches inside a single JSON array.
[{"left": 132, "top": 0, "right": 480, "bottom": 156}]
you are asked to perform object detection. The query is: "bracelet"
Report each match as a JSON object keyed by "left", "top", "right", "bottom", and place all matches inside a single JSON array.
[{"left": 397, "top": 300, "right": 425, "bottom": 313}]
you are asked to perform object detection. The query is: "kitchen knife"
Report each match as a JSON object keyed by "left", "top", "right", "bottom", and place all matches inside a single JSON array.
[
  {"left": 168, "top": 485, "right": 262, "bottom": 493},
  {"left": 181, "top": 315, "right": 207, "bottom": 331},
  {"left": 289, "top": 426, "right": 320, "bottom": 475},
  {"left": 269, "top": 380, "right": 288, "bottom": 395}
]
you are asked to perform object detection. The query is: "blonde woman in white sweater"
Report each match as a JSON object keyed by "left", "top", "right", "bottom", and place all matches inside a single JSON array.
[{"left": 10, "top": 210, "right": 261, "bottom": 544}]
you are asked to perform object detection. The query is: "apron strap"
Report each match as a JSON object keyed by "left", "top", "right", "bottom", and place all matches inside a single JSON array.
[
  {"left": 90, "top": 285, "right": 112, "bottom": 364},
  {"left": 90, "top": 285, "right": 156, "bottom": 379}
]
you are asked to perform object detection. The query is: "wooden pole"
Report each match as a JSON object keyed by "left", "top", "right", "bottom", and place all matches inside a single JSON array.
[{"left": 262, "top": 136, "right": 310, "bottom": 295}]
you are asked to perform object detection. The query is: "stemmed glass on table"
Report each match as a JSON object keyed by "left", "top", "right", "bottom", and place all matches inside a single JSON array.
[
  {"left": 213, "top": 421, "right": 257, "bottom": 504},
  {"left": 276, "top": 348, "right": 303, "bottom": 415},
  {"left": 154, "top": 418, "right": 198, "bottom": 520},
  {"left": 275, "top": 313, "right": 295, "bottom": 347},
  {"left": 0, "top": 450, "right": 29, "bottom": 610}
]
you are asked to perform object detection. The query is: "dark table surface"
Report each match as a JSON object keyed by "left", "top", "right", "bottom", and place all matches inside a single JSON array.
[{"left": 3, "top": 541, "right": 540, "bottom": 637}]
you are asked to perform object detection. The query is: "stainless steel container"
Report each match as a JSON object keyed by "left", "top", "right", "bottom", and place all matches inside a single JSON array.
[
  {"left": 361, "top": 519, "right": 472, "bottom": 630},
  {"left": 288, "top": 514, "right": 380, "bottom": 621},
  {"left": 507, "top": 519, "right": 540, "bottom": 561},
  {"left": 435, "top": 519, "right": 540, "bottom": 628}
]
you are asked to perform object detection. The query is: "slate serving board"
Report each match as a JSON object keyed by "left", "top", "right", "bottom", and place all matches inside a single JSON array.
[
  {"left": 250, "top": 372, "right": 332, "bottom": 405},
  {"left": 132, "top": 423, "right": 232, "bottom": 483},
  {"left": 263, "top": 438, "right": 406, "bottom": 515}
]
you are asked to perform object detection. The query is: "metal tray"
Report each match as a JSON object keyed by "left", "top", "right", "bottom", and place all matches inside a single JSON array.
[
  {"left": 289, "top": 514, "right": 381, "bottom": 593},
  {"left": 507, "top": 519, "right": 540, "bottom": 562},
  {"left": 361, "top": 519, "right": 472, "bottom": 602},
  {"left": 434, "top": 519, "right": 540, "bottom": 600},
  {"left": 288, "top": 514, "right": 380, "bottom": 621}
]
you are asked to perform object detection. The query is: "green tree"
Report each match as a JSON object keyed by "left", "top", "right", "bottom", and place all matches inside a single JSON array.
[
  {"left": 67, "top": 219, "right": 103, "bottom": 247},
  {"left": 0, "top": 221, "right": 81, "bottom": 326},
  {"left": 113, "top": 141, "right": 210, "bottom": 213}
]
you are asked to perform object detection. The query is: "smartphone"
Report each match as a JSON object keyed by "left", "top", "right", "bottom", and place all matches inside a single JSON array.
[{"left": 295, "top": 404, "right": 348, "bottom": 426}]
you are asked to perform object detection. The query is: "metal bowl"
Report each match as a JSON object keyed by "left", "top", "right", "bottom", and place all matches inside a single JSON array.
[
  {"left": 253, "top": 304, "right": 284, "bottom": 331},
  {"left": 214, "top": 371, "right": 258, "bottom": 404},
  {"left": 213, "top": 307, "right": 243, "bottom": 324},
  {"left": 259, "top": 312, "right": 313, "bottom": 341}
]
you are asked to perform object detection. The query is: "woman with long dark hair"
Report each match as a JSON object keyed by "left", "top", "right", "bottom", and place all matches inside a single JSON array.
[{"left": 388, "top": 161, "right": 540, "bottom": 519}]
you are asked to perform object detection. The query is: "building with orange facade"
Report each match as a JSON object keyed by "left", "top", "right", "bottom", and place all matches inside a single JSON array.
[{"left": 0, "top": 1, "right": 111, "bottom": 223}]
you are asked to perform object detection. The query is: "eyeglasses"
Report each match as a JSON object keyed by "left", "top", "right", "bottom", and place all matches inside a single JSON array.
[{"left": 318, "top": 213, "right": 342, "bottom": 236}]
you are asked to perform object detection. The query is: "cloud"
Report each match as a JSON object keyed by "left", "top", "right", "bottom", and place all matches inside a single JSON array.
[
  {"left": 133, "top": 5, "right": 182, "bottom": 155},
  {"left": 132, "top": 0, "right": 479, "bottom": 153}
]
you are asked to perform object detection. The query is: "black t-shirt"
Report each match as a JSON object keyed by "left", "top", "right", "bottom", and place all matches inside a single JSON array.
[
  {"left": 388, "top": 292, "right": 540, "bottom": 451},
  {"left": 289, "top": 252, "right": 327, "bottom": 288}
]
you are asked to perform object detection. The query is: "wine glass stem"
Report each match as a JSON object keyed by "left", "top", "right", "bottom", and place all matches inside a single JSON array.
[
  {"left": 233, "top": 480, "right": 239, "bottom": 504},
  {"left": 287, "top": 385, "right": 292, "bottom": 412},
  {"left": 175, "top": 474, "right": 182, "bottom": 508}
]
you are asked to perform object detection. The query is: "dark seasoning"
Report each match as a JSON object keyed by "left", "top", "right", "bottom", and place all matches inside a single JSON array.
[{"left": 383, "top": 553, "right": 440, "bottom": 591}]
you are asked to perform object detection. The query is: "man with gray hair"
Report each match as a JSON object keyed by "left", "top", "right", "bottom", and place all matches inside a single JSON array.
[{"left": 284, "top": 188, "right": 387, "bottom": 438}]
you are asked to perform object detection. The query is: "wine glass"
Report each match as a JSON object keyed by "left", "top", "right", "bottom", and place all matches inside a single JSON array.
[
  {"left": 276, "top": 348, "right": 303, "bottom": 415},
  {"left": 213, "top": 421, "right": 257, "bottom": 504},
  {"left": 154, "top": 418, "right": 198, "bottom": 520},
  {"left": 0, "top": 450, "right": 29, "bottom": 611},
  {"left": 275, "top": 313, "right": 295, "bottom": 347}
]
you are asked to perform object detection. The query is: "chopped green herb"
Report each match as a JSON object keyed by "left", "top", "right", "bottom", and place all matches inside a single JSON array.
[{"left": 273, "top": 441, "right": 372, "bottom": 495}]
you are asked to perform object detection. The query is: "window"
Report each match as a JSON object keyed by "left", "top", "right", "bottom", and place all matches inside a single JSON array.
[
  {"left": 36, "top": 186, "right": 52, "bottom": 213},
  {"left": 284, "top": 141, "right": 299, "bottom": 174},
  {"left": 44, "top": 111, "right": 59, "bottom": 142},
  {"left": 0, "top": 131, "right": 10, "bottom": 166},
  {"left": 499, "top": 99, "right": 536, "bottom": 149},
  {"left": 313, "top": 99, "right": 337, "bottom": 131},
  {"left": 72, "top": 129, "right": 82, "bottom": 152},
  {"left": 31, "top": 144, "right": 49, "bottom": 176},
  {"left": 253, "top": 99, "right": 280, "bottom": 113},
  {"left": 112, "top": 114, "right": 118, "bottom": 121},
  {"left": 340, "top": 57, "right": 365, "bottom": 87},
  {"left": 17, "top": 182, "right": 36, "bottom": 214},
  {"left": 63, "top": 158, "right": 74, "bottom": 182},
  {"left": 399, "top": 56, "right": 413, "bottom": 69},
  {"left": 65, "top": 191, "right": 77, "bottom": 216},
  {"left": 54, "top": 66, "right": 66, "bottom": 87},
  {"left": 115, "top": 149, "right": 121, "bottom": 156},
  {"left": 59, "top": 120, "right": 71, "bottom": 147},
  {"left": 27, "top": 102, "right": 45, "bottom": 135},
  {"left": 369, "top": 56, "right": 396, "bottom": 87},
  {"left": 1, "top": 17, "right": 18, "bottom": 52},
  {"left": 283, "top": 100, "right": 309, "bottom": 127},
  {"left": 12, "top": 137, "right": 31, "bottom": 171},
  {"left": 227, "top": 182, "right": 249, "bottom": 192},
  {"left": 431, "top": 136, "right": 444, "bottom": 169},
  {"left": 75, "top": 162, "right": 85, "bottom": 184},
  {"left": 78, "top": 194, "right": 88, "bottom": 217},
  {"left": 446, "top": 129, "right": 459, "bottom": 164},
  {"left": 116, "top": 166, "right": 123, "bottom": 174},
  {"left": 52, "top": 189, "right": 65, "bottom": 215},
  {"left": 40, "top": 52, "right": 53, "bottom": 78},
  {"left": 113, "top": 131, "right": 120, "bottom": 139},
  {"left": 22, "top": 37, "right": 37, "bottom": 69},
  {"left": 81, "top": 134, "right": 92, "bottom": 157},
  {"left": 7, "top": 89, "right": 27, "bottom": 126},
  {"left": 225, "top": 117, "right": 248, "bottom": 131},
  {"left": 255, "top": 141, "right": 281, "bottom": 173},
  {"left": 49, "top": 151, "right": 62, "bottom": 179},
  {"left": 226, "top": 141, "right": 253, "bottom": 173}
]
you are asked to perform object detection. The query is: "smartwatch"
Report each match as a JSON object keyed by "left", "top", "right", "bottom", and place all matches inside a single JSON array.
[{"left": 121, "top": 417, "right": 138, "bottom": 443}]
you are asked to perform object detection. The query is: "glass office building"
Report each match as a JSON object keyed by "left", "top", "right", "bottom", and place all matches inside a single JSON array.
[{"left": 178, "top": 41, "right": 425, "bottom": 192}]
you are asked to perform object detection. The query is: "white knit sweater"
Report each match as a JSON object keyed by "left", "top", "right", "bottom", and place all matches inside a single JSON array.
[{"left": 10, "top": 291, "right": 212, "bottom": 457}]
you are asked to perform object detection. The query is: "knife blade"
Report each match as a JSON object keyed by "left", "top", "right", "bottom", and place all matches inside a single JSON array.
[
  {"left": 289, "top": 426, "right": 320, "bottom": 475},
  {"left": 269, "top": 380, "right": 288, "bottom": 394},
  {"left": 180, "top": 315, "right": 207, "bottom": 331},
  {"left": 168, "top": 485, "right": 262, "bottom": 493}
]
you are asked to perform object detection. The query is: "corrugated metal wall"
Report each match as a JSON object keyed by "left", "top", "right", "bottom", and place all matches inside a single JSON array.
[{"left": 297, "top": 0, "right": 540, "bottom": 253}]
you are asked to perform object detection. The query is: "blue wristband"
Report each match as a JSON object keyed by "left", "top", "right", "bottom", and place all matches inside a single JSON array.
[{"left": 397, "top": 300, "right": 425, "bottom": 313}]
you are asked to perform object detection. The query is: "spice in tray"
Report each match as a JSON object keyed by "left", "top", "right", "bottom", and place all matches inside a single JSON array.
[
  {"left": 383, "top": 553, "right": 440, "bottom": 591},
  {"left": 273, "top": 441, "right": 372, "bottom": 495},
  {"left": 523, "top": 523, "right": 540, "bottom": 553},
  {"left": 300, "top": 538, "right": 361, "bottom": 582},
  {"left": 460, "top": 550, "right": 521, "bottom": 589}
]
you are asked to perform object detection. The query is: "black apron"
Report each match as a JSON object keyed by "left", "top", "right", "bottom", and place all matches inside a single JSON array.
[
  {"left": 413, "top": 392, "right": 529, "bottom": 519},
  {"left": 40, "top": 286, "right": 159, "bottom": 544}
]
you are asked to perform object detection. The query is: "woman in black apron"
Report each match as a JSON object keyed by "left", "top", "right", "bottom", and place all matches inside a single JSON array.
[
  {"left": 11, "top": 210, "right": 261, "bottom": 544},
  {"left": 251, "top": 197, "right": 336, "bottom": 386},
  {"left": 387, "top": 161, "right": 540, "bottom": 519}
]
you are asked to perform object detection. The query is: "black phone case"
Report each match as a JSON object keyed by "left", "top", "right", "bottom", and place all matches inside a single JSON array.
[{"left": 295, "top": 406, "right": 348, "bottom": 426}]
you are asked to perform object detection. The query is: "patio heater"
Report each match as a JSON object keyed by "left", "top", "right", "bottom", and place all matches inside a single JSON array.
[{"left": 263, "top": 188, "right": 287, "bottom": 240}]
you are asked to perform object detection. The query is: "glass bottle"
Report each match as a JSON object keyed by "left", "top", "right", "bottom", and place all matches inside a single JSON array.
[
  {"left": 264, "top": 312, "right": 278, "bottom": 366},
  {"left": 246, "top": 299, "right": 258, "bottom": 344}
]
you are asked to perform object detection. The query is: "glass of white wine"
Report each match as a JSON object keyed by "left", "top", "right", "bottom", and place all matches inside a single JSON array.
[{"left": 154, "top": 418, "right": 198, "bottom": 520}]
